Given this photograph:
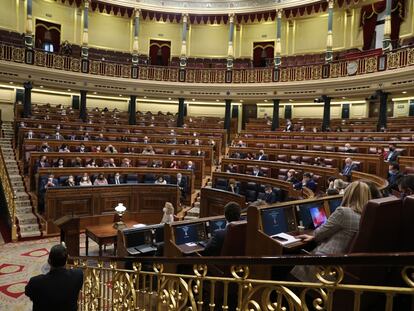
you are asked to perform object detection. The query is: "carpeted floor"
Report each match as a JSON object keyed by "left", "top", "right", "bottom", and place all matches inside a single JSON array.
[{"left": 0, "top": 236, "right": 116, "bottom": 311}]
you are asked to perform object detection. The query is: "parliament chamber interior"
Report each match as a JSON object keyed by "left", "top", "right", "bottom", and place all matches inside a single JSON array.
[{"left": 0, "top": 0, "right": 413, "bottom": 310}]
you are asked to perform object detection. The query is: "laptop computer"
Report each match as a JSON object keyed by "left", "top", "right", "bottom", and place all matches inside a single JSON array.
[{"left": 309, "top": 206, "right": 327, "bottom": 228}]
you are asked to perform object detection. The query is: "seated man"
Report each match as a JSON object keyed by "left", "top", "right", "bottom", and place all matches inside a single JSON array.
[
  {"left": 252, "top": 166, "right": 263, "bottom": 177},
  {"left": 109, "top": 172, "right": 125, "bottom": 185},
  {"left": 203, "top": 202, "right": 241, "bottom": 256},
  {"left": 387, "top": 162, "right": 403, "bottom": 193},
  {"left": 258, "top": 185, "right": 278, "bottom": 204},
  {"left": 294, "top": 172, "right": 317, "bottom": 192},
  {"left": 340, "top": 157, "right": 357, "bottom": 181},
  {"left": 344, "top": 143, "right": 354, "bottom": 153},
  {"left": 25, "top": 244, "right": 83, "bottom": 311},
  {"left": 227, "top": 178, "right": 240, "bottom": 194},
  {"left": 397, "top": 174, "right": 414, "bottom": 197},
  {"left": 285, "top": 169, "right": 298, "bottom": 184},
  {"left": 256, "top": 150, "right": 268, "bottom": 161}
]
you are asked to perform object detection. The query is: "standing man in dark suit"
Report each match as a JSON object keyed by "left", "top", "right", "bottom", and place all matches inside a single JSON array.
[
  {"left": 386, "top": 143, "right": 400, "bottom": 162},
  {"left": 176, "top": 173, "right": 187, "bottom": 201},
  {"left": 203, "top": 202, "right": 241, "bottom": 256},
  {"left": 25, "top": 244, "right": 84, "bottom": 311},
  {"left": 340, "top": 157, "right": 357, "bottom": 181}
]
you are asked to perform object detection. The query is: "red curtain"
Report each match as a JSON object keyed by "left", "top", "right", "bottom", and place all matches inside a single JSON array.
[
  {"left": 149, "top": 40, "right": 170, "bottom": 66},
  {"left": 253, "top": 42, "right": 274, "bottom": 67},
  {"left": 360, "top": 0, "right": 405, "bottom": 50},
  {"left": 35, "top": 19, "right": 61, "bottom": 52}
]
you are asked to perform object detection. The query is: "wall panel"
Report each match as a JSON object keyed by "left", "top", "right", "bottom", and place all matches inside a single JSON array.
[
  {"left": 239, "top": 22, "right": 277, "bottom": 58},
  {"left": 189, "top": 24, "right": 228, "bottom": 57},
  {"left": 187, "top": 104, "right": 225, "bottom": 117},
  {"left": 0, "top": 0, "right": 18, "bottom": 31},
  {"left": 31, "top": 91, "right": 72, "bottom": 106},
  {"left": 89, "top": 12, "right": 131, "bottom": 51}
]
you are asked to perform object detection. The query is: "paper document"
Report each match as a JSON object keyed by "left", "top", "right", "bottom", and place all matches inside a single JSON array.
[{"left": 271, "top": 233, "right": 302, "bottom": 246}]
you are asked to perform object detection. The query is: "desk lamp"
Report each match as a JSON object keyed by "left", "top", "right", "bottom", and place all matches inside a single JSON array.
[{"left": 113, "top": 203, "right": 127, "bottom": 229}]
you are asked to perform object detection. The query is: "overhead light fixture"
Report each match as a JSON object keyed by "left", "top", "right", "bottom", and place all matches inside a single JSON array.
[
  {"left": 144, "top": 96, "right": 147, "bottom": 99},
  {"left": 402, "top": 91, "right": 407, "bottom": 94},
  {"left": 264, "top": 99, "right": 268, "bottom": 102},
  {"left": 192, "top": 98, "right": 195, "bottom": 101},
  {"left": 119, "top": 94, "right": 123, "bottom": 97},
  {"left": 39, "top": 85, "right": 44, "bottom": 88},
  {"left": 168, "top": 97, "right": 172, "bottom": 100},
  {"left": 289, "top": 99, "right": 294, "bottom": 102},
  {"left": 216, "top": 99, "right": 220, "bottom": 102},
  {"left": 93, "top": 91, "right": 97, "bottom": 95},
  {"left": 9, "top": 82, "right": 14, "bottom": 85},
  {"left": 67, "top": 89, "right": 71, "bottom": 92},
  {"left": 240, "top": 100, "right": 244, "bottom": 103},
  {"left": 342, "top": 96, "right": 346, "bottom": 99}
]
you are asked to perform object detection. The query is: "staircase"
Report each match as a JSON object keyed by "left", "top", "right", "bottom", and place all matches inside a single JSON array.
[{"left": 0, "top": 122, "right": 41, "bottom": 239}]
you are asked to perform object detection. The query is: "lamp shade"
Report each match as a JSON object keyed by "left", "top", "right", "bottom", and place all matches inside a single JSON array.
[{"left": 115, "top": 203, "right": 126, "bottom": 214}]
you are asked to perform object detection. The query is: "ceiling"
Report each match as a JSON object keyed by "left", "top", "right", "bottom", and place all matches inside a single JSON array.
[{"left": 105, "top": 0, "right": 326, "bottom": 14}]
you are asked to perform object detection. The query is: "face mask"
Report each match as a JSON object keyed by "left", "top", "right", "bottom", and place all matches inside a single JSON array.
[
  {"left": 48, "top": 178, "right": 53, "bottom": 182},
  {"left": 83, "top": 177, "right": 88, "bottom": 181},
  {"left": 59, "top": 161, "right": 63, "bottom": 165},
  {"left": 68, "top": 178, "right": 74, "bottom": 182}
]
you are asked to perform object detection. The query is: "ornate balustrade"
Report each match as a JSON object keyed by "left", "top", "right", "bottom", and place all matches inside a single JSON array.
[
  {"left": 69, "top": 253, "right": 414, "bottom": 310},
  {"left": 0, "top": 147, "right": 17, "bottom": 241},
  {"left": 1, "top": 42, "right": 413, "bottom": 83}
]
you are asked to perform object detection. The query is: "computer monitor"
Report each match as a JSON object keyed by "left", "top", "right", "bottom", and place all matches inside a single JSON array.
[
  {"left": 207, "top": 219, "right": 227, "bottom": 236},
  {"left": 175, "top": 222, "right": 207, "bottom": 245},
  {"left": 261, "top": 207, "right": 289, "bottom": 236},
  {"left": 124, "top": 229, "right": 148, "bottom": 248},
  {"left": 309, "top": 206, "right": 327, "bottom": 228},
  {"left": 297, "top": 202, "right": 325, "bottom": 229},
  {"left": 328, "top": 198, "right": 342, "bottom": 214}
]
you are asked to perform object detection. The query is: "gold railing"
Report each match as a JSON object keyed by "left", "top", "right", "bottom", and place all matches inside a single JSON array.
[
  {"left": 0, "top": 146, "right": 17, "bottom": 241},
  {"left": 70, "top": 254, "right": 414, "bottom": 311},
  {"left": 0, "top": 42, "right": 413, "bottom": 83}
]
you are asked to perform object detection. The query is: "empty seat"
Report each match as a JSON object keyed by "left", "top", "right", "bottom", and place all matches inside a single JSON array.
[
  {"left": 312, "top": 145, "right": 322, "bottom": 151},
  {"left": 325, "top": 146, "right": 335, "bottom": 152},
  {"left": 277, "top": 155, "right": 288, "bottom": 162},
  {"left": 290, "top": 155, "right": 301, "bottom": 163},
  {"left": 215, "top": 178, "right": 228, "bottom": 191},
  {"left": 296, "top": 145, "right": 306, "bottom": 150},
  {"left": 301, "top": 156, "right": 314, "bottom": 165}
]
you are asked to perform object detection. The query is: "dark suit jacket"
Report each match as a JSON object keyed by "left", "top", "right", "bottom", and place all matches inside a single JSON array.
[
  {"left": 25, "top": 268, "right": 83, "bottom": 311},
  {"left": 256, "top": 154, "right": 268, "bottom": 161},
  {"left": 227, "top": 184, "right": 240, "bottom": 194},
  {"left": 386, "top": 150, "right": 400, "bottom": 162},
  {"left": 294, "top": 180, "right": 317, "bottom": 192},
  {"left": 258, "top": 191, "right": 278, "bottom": 204},
  {"left": 203, "top": 229, "right": 226, "bottom": 256},
  {"left": 342, "top": 164, "right": 356, "bottom": 177},
  {"left": 108, "top": 176, "right": 125, "bottom": 184}
]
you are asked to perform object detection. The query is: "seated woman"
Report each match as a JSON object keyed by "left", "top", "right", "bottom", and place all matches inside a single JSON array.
[
  {"left": 93, "top": 173, "right": 108, "bottom": 186},
  {"left": 160, "top": 202, "right": 175, "bottom": 224},
  {"left": 79, "top": 173, "right": 92, "bottom": 186},
  {"left": 154, "top": 176, "right": 167, "bottom": 185},
  {"left": 291, "top": 181, "right": 371, "bottom": 282},
  {"left": 64, "top": 175, "right": 76, "bottom": 187}
]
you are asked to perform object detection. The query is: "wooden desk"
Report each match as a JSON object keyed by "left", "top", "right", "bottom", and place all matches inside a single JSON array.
[{"left": 85, "top": 221, "right": 136, "bottom": 257}]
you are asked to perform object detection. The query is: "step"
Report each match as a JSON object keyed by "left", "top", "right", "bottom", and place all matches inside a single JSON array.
[
  {"left": 17, "top": 216, "right": 38, "bottom": 225},
  {"left": 20, "top": 230, "right": 42, "bottom": 238}
]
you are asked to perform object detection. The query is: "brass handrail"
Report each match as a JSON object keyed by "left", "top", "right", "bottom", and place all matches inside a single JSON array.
[
  {"left": 0, "top": 146, "right": 17, "bottom": 241},
  {"left": 69, "top": 253, "right": 414, "bottom": 310}
]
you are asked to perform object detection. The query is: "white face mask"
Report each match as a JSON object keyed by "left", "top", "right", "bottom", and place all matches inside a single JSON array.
[
  {"left": 68, "top": 178, "right": 74, "bottom": 182},
  {"left": 83, "top": 177, "right": 88, "bottom": 181}
]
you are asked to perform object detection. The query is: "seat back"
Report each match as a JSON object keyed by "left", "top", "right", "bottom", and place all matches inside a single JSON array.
[
  {"left": 220, "top": 221, "right": 247, "bottom": 256},
  {"left": 401, "top": 196, "right": 414, "bottom": 251},
  {"left": 349, "top": 196, "right": 402, "bottom": 253}
]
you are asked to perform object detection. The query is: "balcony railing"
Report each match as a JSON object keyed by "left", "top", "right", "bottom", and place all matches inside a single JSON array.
[
  {"left": 0, "top": 146, "right": 17, "bottom": 241},
  {"left": 0, "top": 43, "right": 413, "bottom": 83},
  {"left": 69, "top": 253, "right": 414, "bottom": 311}
]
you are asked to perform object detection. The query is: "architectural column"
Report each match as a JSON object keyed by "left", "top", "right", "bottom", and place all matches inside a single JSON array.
[
  {"left": 23, "top": 81, "right": 32, "bottom": 118},
  {"left": 129, "top": 95, "right": 137, "bottom": 125},
  {"left": 224, "top": 99, "right": 232, "bottom": 137},
  {"left": 325, "top": 0, "right": 334, "bottom": 63},
  {"left": 274, "top": 10, "right": 282, "bottom": 68},
  {"left": 81, "top": 0, "right": 90, "bottom": 60},
  {"left": 271, "top": 99, "right": 280, "bottom": 131},
  {"left": 180, "top": 14, "right": 189, "bottom": 68},
  {"left": 227, "top": 13, "right": 235, "bottom": 69},
  {"left": 377, "top": 90, "right": 389, "bottom": 131},
  {"left": 322, "top": 95, "right": 331, "bottom": 132},
  {"left": 24, "top": 0, "right": 33, "bottom": 48},
  {"left": 382, "top": 0, "right": 392, "bottom": 51},
  {"left": 79, "top": 90, "right": 87, "bottom": 122},
  {"left": 132, "top": 9, "right": 140, "bottom": 65},
  {"left": 177, "top": 98, "right": 185, "bottom": 127}
]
